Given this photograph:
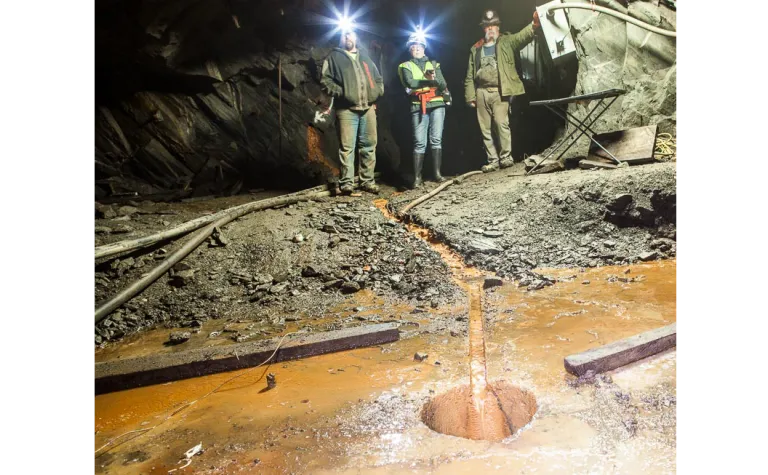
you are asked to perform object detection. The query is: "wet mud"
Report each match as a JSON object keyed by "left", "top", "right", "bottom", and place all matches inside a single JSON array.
[{"left": 96, "top": 189, "right": 676, "bottom": 474}]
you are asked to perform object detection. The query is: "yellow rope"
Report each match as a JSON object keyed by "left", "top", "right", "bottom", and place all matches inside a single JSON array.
[{"left": 655, "top": 133, "right": 676, "bottom": 161}]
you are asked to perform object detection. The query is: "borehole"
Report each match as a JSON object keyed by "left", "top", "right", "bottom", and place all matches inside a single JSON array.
[
  {"left": 421, "top": 381, "right": 537, "bottom": 441},
  {"left": 374, "top": 199, "right": 538, "bottom": 441}
]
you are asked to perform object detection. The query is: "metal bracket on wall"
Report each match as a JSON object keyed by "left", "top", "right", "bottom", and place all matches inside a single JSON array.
[{"left": 536, "top": 0, "right": 577, "bottom": 64}]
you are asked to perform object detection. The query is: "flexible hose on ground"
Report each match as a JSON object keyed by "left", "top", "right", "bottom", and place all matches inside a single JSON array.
[
  {"left": 95, "top": 191, "right": 332, "bottom": 323},
  {"left": 546, "top": 3, "right": 677, "bottom": 38},
  {"left": 95, "top": 184, "right": 332, "bottom": 260},
  {"left": 399, "top": 171, "right": 483, "bottom": 217},
  {"left": 96, "top": 173, "right": 385, "bottom": 261}
]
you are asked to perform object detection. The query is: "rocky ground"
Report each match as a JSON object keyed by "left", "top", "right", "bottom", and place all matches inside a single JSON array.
[
  {"left": 95, "top": 162, "right": 676, "bottom": 347},
  {"left": 390, "top": 161, "right": 676, "bottom": 288},
  {"left": 95, "top": 192, "right": 462, "bottom": 346}
]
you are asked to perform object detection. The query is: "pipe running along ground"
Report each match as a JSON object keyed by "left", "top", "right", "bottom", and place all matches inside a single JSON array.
[
  {"left": 96, "top": 174, "right": 384, "bottom": 260},
  {"left": 399, "top": 171, "right": 483, "bottom": 217},
  {"left": 95, "top": 184, "right": 333, "bottom": 260},
  {"left": 546, "top": 3, "right": 677, "bottom": 38},
  {"left": 95, "top": 191, "right": 332, "bottom": 323}
]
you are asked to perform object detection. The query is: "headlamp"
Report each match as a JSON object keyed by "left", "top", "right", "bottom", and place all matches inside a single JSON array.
[{"left": 336, "top": 15, "right": 355, "bottom": 34}]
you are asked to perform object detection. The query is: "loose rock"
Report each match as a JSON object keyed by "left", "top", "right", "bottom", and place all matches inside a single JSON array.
[
  {"left": 112, "top": 224, "right": 134, "bottom": 234},
  {"left": 117, "top": 205, "right": 139, "bottom": 216},
  {"left": 483, "top": 277, "right": 503, "bottom": 289},
  {"left": 341, "top": 281, "right": 361, "bottom": 293},
  {"left": 638, "top": 251, "right": 660, "bottom": 261},
  {"left": 169, "top": 263, "right": 196, "bottom": 287},
  {"left": 168, "top": 331, "right": 191, "bottom": 344},
  {"left": 606, "top": 194, "right": 633, "bottom": 213}
]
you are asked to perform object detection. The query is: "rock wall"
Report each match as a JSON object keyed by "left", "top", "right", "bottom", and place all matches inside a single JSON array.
[
  {"left": 95, "top": 0, "right": 402, "bottom": 198},
  {"left": 545, "top": 0, "right": 676, "bottom": 159},
  {"left": 95, "top": 0, "right": 677, "bottom": 197}
]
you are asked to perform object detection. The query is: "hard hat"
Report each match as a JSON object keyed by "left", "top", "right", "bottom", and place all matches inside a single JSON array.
[
  {"left": 406, "top": 32, "right": 427, "bottom": 50},
  {"left": 479, "top": 9, "right": 501, "bottom": 27}
]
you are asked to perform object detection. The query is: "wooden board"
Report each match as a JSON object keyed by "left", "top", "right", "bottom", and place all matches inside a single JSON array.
[
  {"left": 527, "top": 160, "right": 565, "bottom": 175},
  {"left": 579, "top": 159, "right": 618, "bottom": 170},
  {"left": 591, "top": 125, "right": 658, "bottom": 164},
  {"left": 564, "top": 323, "right": 676, "bottom": 376},
  {"left": 96, "top": 323, "right": 400, "bottom": 394}
]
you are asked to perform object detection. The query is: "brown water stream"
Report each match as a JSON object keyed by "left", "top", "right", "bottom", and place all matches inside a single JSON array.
[{"left": 373, "top": 199, "right": 533, "bottom": 441}]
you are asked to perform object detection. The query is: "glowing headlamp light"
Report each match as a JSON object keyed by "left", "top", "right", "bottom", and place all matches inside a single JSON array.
[
  {"left": 407, "top": 25, "right": 428, "bottom": 49},
  {"left": 336, "top": 15, "right": 355, "bottom": 34}
]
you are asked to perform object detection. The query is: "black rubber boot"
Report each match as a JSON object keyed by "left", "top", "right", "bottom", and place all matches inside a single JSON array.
[
  {"left": 432, "top": 149, "right": 446, "bottom": 183},
  {"left": 412, "top": 152, "right": 425, "bottom": 189}
]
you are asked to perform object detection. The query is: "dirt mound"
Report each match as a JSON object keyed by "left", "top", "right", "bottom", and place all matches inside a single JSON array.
[{"left": 396, "top": 163, "right": 676, "bottom": 287}]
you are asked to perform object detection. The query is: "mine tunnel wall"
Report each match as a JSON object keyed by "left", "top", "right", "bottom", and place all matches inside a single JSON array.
[
  {"left": 556, "top": 0, "right": 677, "bottom": 158},
  {"left": 95, "top": 0, "right": 676, "bottom": 198}
]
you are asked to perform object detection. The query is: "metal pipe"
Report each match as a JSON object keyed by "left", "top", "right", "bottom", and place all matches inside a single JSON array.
[{"left": 546, "top": 3, "right": 677, "bottom": 38}]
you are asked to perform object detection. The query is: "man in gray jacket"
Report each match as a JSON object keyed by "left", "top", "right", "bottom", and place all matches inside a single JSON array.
[{"left": 321, "top": 31, "right": 384, "bottom": 194}]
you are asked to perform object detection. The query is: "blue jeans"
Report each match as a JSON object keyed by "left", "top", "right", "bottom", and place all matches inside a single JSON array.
[
  {"left": 411, "top": 106, "right": 445, "bottom": 154},
  {"left": 336, "top": 107, "right": 377, "bottom": 187}
]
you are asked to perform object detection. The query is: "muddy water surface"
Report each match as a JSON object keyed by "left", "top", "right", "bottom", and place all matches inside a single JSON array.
[
  {"left": 96, "top": 200, "right": 675, "bottom": 474},
  {"left": 95, "top": 290, "right": 421, "bottom": 363}
]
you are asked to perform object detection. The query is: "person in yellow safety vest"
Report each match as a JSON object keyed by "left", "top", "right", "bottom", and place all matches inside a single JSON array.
[{"left": 397, "top": 32, "right": 451, "bottom": 189}]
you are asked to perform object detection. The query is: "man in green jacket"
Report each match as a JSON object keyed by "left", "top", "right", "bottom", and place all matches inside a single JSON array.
[
  {"left": 321, "top": 30, "right": 385, "bottom": 194},
  {"left": 464, "top": 9, "right": 540, "bottom": 172}
]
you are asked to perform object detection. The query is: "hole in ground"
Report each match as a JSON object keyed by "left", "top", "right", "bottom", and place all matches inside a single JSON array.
[{"left": 421, "top": 381, "right": 537, "bottom": 441}]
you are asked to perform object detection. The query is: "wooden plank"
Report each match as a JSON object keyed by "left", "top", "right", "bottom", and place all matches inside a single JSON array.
[
  {"left": 579, "top": 159, "right": 618, "bottom": 170},
  {"left": 615, "top": 155, "right": 657, "bottom": 165},
  {"left": 591, "top": 125, "right": 658, "bottom": 163},
  {"left": 96, "top": 323, "right": 400, "bottom": 394},
  {"left": 564, "top": 323, "right": 676, "bottom": 376},
  {"left": 528, "top": 160, "right": 565, "bottom": 175}
]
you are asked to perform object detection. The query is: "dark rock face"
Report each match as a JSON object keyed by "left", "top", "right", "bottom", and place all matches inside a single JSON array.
[
  {"left": 95, "top": 1, "right": 676, "bottom": 197},
  {"left": 95, "top": 1, "right": 402, "bottom": 198}
]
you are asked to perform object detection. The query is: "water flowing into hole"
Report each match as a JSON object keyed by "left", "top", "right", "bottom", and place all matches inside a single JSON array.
[
  {"left": 421, "top": 381, "right": 537, "bottom": 441},
  {"left": 373, "top": 199, "right": 537, "bottom": 441}
]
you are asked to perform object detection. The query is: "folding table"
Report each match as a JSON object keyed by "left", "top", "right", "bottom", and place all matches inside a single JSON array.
[{"left": 527, "top": 88, "right": 627, "bottom": 174}]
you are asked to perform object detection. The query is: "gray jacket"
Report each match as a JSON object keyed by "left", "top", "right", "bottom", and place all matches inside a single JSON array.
[{"left": 321, "top": 48, "right": 384, "bottom": 110}]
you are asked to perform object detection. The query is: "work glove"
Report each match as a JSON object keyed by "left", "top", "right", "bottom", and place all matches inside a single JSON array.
[
  {"left": 533, "top": 10, "right": 541, "bottom": 29},
  {"left": 442, "top": 89, "right": 453, "bottom": 106}
]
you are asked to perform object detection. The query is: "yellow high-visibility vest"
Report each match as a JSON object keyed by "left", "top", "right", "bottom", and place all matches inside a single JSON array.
[{"left": 397, "top": 60, "right": 444, "bottom": 105}]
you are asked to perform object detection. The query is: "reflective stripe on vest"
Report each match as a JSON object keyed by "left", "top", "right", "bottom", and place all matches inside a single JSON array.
[{"left": 397, "top": 61, "right": 444, "bottom": 105}]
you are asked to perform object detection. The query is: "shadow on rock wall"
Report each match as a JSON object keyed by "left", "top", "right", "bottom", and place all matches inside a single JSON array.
[
  {"left": 95, "top": 0, "right": 676, "bottom": 198},
  {"left": 95, "top": 0, "right": 402, "bottom": 199}
]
